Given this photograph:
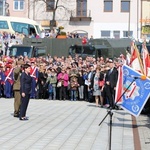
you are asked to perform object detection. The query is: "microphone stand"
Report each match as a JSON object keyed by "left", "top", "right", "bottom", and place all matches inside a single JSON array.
[{"left": 99, "top": 77, "right": 136, "bottom": 150}]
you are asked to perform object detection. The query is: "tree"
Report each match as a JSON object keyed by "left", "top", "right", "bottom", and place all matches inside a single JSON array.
[{"left": 35, "top": 0, "right": 74, "bottom": 28}]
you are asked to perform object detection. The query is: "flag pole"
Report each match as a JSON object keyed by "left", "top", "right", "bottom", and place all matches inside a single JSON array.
[
  {"left": 99, "top": 77, "right": 136, "bottom": 150},
  {"left": 134, "top": 44, "right": 144, "bottom": 74},
  {"left": 142, "top": 41, "right": 150, "bottom": 78}
]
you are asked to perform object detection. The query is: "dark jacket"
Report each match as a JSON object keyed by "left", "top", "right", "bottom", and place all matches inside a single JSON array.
[
  {"left": 20, "top": 72, "right": 32, "bottom": 94},
  {"left": 105, "top": 67, "right": 118, "bottom": 88},
  {"left": 78, "top": 75, "right": 84, "bottom": 86}
]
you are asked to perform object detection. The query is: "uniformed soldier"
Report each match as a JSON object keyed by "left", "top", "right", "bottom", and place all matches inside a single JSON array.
[
  {"left": 13, "top": 60, "right": 24, "bottom": 117},
  {"left": 4, "top": 60, "right": 14, "bottom": 98}
]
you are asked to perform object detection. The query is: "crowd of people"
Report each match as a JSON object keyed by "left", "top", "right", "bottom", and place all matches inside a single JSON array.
[
  {"left": 0, "top": 30, "right": 150, "bottom": 120},
  {"left": 0, "top": 54, "right": 124, "bottom": 120}
]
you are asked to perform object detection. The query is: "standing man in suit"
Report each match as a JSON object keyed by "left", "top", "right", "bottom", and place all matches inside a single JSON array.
[
  {"left": 20, "top": 64, "right": 32, "bottom": 121},
  {"left": 104, "top": 59, "right": 118, "bottom": 108},
  {"left": 13, "top": 60, "right": 24, "bottom": 117}
]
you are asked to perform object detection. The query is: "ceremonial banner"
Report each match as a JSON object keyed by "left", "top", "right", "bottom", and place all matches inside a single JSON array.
[
  {"left": 115, "top": 66, "right": 123, "bottom": 104},
  {"left": 116, "top": 65, "right": 150, "bottom": 117},
  {"left": 130, "top": 43, "right": 144, "bottom": 73},
  {"left": 142, "top": 44, "right": 150, "bottom": 77}
]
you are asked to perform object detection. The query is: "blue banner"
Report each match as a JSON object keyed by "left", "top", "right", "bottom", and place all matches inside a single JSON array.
[{"left": 120, "top": 65, "right": 150, "bottom": 117}]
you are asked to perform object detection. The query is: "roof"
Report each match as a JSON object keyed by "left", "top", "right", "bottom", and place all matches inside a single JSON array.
[{"left": 0, "top": 16, "right": 39, "bottom": 25}]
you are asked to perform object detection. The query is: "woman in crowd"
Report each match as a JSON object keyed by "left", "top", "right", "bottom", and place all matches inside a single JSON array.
[
  {"left": 78, "top": 70, "right": 84, "bottom": 100},
  {"left": 57, "top": 67, "right": 69, "bottom": 100},
  {"left": 38, "top": 64, "right": 48, "bottom": 99},
  {"left": 20, "top": 64, "right": 32, "bottom": 121},
  {"left": 91, "top": 66, "right": 101, "bottom": 107}
]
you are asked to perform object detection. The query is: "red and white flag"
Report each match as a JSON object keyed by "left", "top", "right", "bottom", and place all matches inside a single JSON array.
[
  {"left": 130, "top": 42, "right": 144, "bottom": 73},
  {"left": 142, "top": 44, "right": 150, "bottom": 77},
  {"left": 115, "top": 65, "right": 123, "bottom": 104}
]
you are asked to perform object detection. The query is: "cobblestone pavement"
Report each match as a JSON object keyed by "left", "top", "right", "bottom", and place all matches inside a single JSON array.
[
  {"left": 0, "top": 98, "right": 149, "bottom": 150},
  {"left": 136, "top": 114, "right": 150, "bottom": 150}
]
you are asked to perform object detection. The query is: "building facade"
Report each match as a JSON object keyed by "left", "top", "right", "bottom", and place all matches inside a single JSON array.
[
  {"left": 2, "top": 0, "right": 150, "bottom": 39},
  {"left": 5, "top": 0, "right": 28, "bottom": 17},
  {"left": 141, "top": 0, "right": 150, "bottom": 39}
]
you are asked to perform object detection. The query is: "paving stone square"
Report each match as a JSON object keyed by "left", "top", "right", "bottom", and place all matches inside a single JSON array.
[{"left": 0, "top": 98, "right": 149, "bottom": 150}]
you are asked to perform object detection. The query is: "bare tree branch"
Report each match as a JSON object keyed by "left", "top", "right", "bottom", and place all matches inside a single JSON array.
[{"left": 33, "top": 0, "right": 75, "bottom": 28}]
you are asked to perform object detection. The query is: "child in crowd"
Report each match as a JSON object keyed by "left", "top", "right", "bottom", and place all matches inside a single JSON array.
[{"left": 70, "top": 76, "right": 79, "bottom": 101}]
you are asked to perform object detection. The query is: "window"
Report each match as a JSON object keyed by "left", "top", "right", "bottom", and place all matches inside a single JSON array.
[
  {"left": 9, "top": 46, "right": 32, "bottom": 58},
  {"left": 14, "top": 0, "right": 24, "bottom": 11},
  {"left": 11, "top": 22, "right": 29, "bottom": 34},
  {"left": 46, "top": 0, "right": 55, "bottom": 11},
  {"left": 113, "top": 31, "right": 120, "bottom": 39},
  {"left": 101, "top": 31, "right": 110, "bottom": 37},
  {"left": 10, "top": 22, "right": 36, "bottom": 36},
  {"left": 121, "top": 0, "right": 130, "bottom": 12},
  {"left": 123, "top": 31, "right": 133, "bottom": 37},
  {"left": 104, "top": 0, "right": 113, "bottom": 12},
  {"left": 0, "top": 21, "right": 9, "bottom": 29},
  {"left": 77, "top": 0, "right": 87, "bottom": 17}
]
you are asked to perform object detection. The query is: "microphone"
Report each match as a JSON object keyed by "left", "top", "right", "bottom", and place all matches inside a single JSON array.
[{"left": 128, "top": 75, "right": 147, "bottom": 80}]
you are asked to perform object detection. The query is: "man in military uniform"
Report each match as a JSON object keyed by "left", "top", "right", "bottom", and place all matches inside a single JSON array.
[
  {"left": 4, "top": 59, "right": 14, "bottom": 98},
  {"left": 13, "top": 60, "right": 24, "bottom": 117}
]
